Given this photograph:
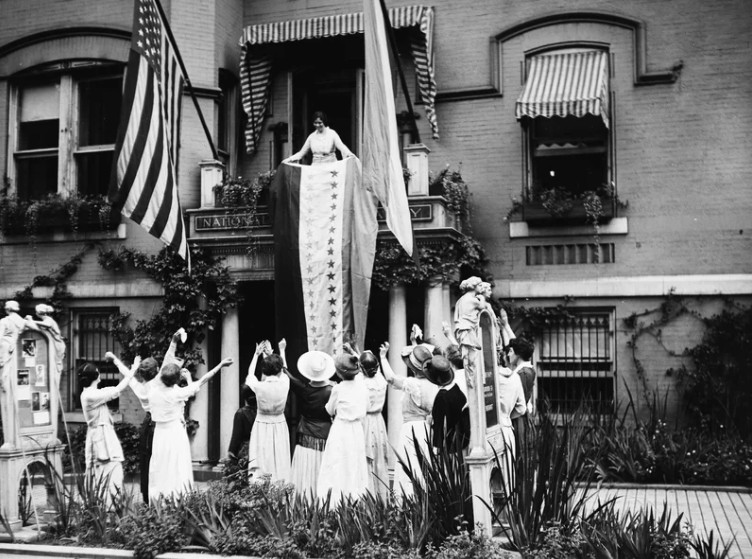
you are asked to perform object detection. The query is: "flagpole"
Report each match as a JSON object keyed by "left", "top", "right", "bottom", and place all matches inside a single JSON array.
[
  {"left": 378, "top": 0, "right": 421, "bottom": 144},
  {"left": 153, "top": 0, "right": 219, "bottom": 161}
]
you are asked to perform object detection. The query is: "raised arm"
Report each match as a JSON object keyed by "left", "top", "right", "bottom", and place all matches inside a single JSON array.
[
  {"left": 278, "top": 338, "right": 288, "bottom": 369},
  {"left": 499, "top": 308, "right": 516, "bottom": 346},
  {"left": 104, "top": 352, "right": 139, "bottom": 397},
  {"left": 442, "top": 321, "right": 459, "bottom": 346},
  {"left": 379, "top": 342, "right": 406, "bottom": 390},
  {"left": 245, "top": 343, "right": 264, "bottom": 392},
  {"left": 196, "top": 357, "right": 232, "bottom": 389}
]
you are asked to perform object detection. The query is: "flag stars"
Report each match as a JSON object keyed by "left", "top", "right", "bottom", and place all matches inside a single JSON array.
[
  {"left": 331, "top": 192, "right": 338, "bottom": 200},
  {"left": 328, "top": 260, "right": 335, "bottom": 268},
  {"left": 330, "top": 204, "right": 337, "bottom": 211},
  {"left": 331, "top": 171, "right": 339, "bottom": 177},
  {"left": 328, "top": 285, "right": 336, "bottom": 293},
  {"left": 329, "top": 226, "right": 336, "bottom": 234},
  {"left": 327, "top": 247, "right": 334, "bottom": 255},
  {"left": 330, "top": 310, "right": 337, "bottom": 318},
  {"left": 328, "top": 298, "right": 337, "bottom": 306},
  {"left": 327, "top": 238, "right": 335, "bottom": 245},
  {"left": 327, "top": 272, "right": 335, "bottom": 280}
]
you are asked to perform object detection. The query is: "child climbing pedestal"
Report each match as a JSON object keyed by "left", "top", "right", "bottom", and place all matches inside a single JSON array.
[{"left": 0, "top": 328, "right": 65, "bottom": 531}]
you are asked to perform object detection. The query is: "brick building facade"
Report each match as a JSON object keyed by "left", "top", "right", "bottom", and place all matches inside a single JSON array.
[{"left": 1, "top": 0, "right": 750, "bottom": 462}]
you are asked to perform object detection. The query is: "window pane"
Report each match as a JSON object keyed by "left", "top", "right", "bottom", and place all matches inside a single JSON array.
[
  {"left": 20, "top": 82, "right": 59, "bottom": 122},
  {"left": 19, "top": 120, "right": 59, "bottom": 150},
  {"left": 76, "top": 151, "right": 113, "bottom": 197},
  {"left": 75, "top": 312, "right": 119, "bottom": 410},
  {"left": 79, "top": 77, "right": 122, "bottom": 146},
  {"left": 533, "top": 153, "right": 607, "bottom": 196},
  {"left": 16, "top": 155, "right": 58, "bottom": 200}
]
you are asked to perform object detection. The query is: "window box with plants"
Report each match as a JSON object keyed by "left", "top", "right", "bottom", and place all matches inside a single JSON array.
[
  {"left": 521, "top": 184, "right": 617, "bottom": 226},
  {"left": 0, "top": 193, "right": 120, "bottom": 237}
]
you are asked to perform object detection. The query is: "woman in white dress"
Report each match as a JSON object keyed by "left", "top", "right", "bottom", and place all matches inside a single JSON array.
[
  {"left": 79, "top": 353, "right": 138, "bottom": 499},
  {"left": 496, "top": 363, "right": 528, "bottom": 496},
  {"left": 282, "top": 111, "right": 354, "bottom": 165},
  {"left": 379, "top": 342, "right": 439, "bottom": 498},
  {"left": 148, "top": 357, "right": 232, "bottom": 501},
  {"left": 316, "top": 354, "right": 369, "bottom": 504},
  {"left": 359, "top": 350, "right": 390, "bottom": 498},
  {"left": 246, "top": 341, "right": 291, "bottom": 483}
]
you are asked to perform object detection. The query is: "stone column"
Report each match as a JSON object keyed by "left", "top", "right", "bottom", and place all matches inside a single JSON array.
[
  {"left": 190, "top": 336, "right": 210, "bottom": 463},
  {"left": 443, "top": 283, "right": 453, "bottom": 331},
  {"left": 423, "top": 276, "right": 445, "bottom": 347},
  {"left": 387, "top": 284, "right": 408, "bottom": 473},
  {"left": 219, "top": 307, "right": 240, "bottom": 458},
  {"left": 199, "top": 160, "right": 225, "bottom": 208}
]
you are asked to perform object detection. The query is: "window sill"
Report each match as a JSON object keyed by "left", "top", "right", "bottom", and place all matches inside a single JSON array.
[
  {"left": 509, "top": 217, "right": 628, "bottom": 238},
  {"left": 0, "top": 223, "right": 126, "bottom": 244}
]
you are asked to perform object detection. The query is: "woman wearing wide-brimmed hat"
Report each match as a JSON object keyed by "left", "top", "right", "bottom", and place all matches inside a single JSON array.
[
  {"left": 427, "top": 355, "right": 468, "bottom": 451},
  {"left": 379, "top": 342, "right": 439, "bottom": 498},
  {"left": 285, "top": 348, "right": 335, "bottom": 497},
  {"left": 316, "top": 354, "right": 369, "bottom": 504}
]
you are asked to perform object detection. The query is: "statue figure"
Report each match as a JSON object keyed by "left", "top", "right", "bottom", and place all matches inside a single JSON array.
[
  {"left": 0, "top": 301, "right": 37, "bottom": 392},
  {"left": 28, "top": 304, "right": 66, "bottom": 383},
  {"left": 453, "top": 277, "right": 491, "bottom": 389}
]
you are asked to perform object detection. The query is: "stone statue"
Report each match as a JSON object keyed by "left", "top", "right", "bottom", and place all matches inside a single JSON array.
[
  {"left": 0, "top": 301, "right": 37, "bottom": 392},
  {"left": 28, "top": 304, "right": 66, "bottom": 383}
]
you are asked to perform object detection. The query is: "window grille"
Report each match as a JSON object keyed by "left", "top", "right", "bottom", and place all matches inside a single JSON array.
[
  {"left": 73, "top": 310, "right": 120, "bottom": 410},
  {"left": 526, "top": 243, "right": 614, "bottom": 265},
  {"left": 536, "top": 310, "right": 614, "bottom": 414}
]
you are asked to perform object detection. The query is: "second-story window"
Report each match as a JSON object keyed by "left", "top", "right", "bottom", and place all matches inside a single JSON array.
[
  {"left": 516, "top": 49, "right": 613, "bottom": 222},
  {"left": 11, "top": 63, "right": 123, "bottom": 201}
]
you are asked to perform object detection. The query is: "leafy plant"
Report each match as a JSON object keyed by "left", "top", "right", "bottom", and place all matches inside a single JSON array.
[
  {"left": 485, "top": 409, "right": 603, "bottom": 550},
  {"left": 97, "top": 245, "right": 239, "bottom": 367},
  {"left": 690, "top": 530, "right": 735, "bottom": 559},
  {"left": 0, "top": 193, "right": 117, "bottom": 237}
]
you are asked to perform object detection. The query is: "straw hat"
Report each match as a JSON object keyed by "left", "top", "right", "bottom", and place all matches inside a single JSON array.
[
  {"left": 401, "top": 344, "right": 434, "bottom": 376},
  {"left": 297, "top": 351, "right": 335, "bottom": 382}
]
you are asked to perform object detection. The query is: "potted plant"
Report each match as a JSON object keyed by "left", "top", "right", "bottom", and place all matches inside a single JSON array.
[
  {"left": 521, "top": 183, "right": 617, "bottom": 225},
  {"left": 0, "top": 193, "right": 119, "bottom": 237}
]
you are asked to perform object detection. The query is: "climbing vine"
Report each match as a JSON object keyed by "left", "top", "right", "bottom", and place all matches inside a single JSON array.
[
  {"left": 10, "top": 242, "right": 98, "bottom": 311},
  {"left": 97, "top": 245, "right": 239, "bottom": 367},
  {"left": 373, "top": 166, "right": 492, "bottom": 289}
]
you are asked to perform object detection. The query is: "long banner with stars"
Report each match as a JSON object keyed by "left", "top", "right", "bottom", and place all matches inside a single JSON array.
[{"left": 271, "top": 158, "right": 378, "bottom": 363}]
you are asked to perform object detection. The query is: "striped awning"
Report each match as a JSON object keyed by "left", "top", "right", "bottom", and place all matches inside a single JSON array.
[
  {"left": 240, "top": 5, "right": 438, "bottom": 154},
  {"left": 515, "top": 50, "right": 610, "bottom": 128}
]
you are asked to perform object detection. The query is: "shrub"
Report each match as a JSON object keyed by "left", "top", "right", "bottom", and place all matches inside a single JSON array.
[
  {"left": 62, "top": 422, "right": 141, "bottom": 475},
  {"left": 120, "top": 499, "right": 191, "bottom": 559}
]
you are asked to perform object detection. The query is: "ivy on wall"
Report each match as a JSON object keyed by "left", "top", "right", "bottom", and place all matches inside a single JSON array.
[
  {"left": 372, "top": 166, "right": 492, "bottom": 289},
  {"left": 97, "top": 246, "right": 240, "bottom": 367}
]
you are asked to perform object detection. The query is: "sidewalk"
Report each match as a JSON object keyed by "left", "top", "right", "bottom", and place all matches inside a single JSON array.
[{"left": 585, "top": 484, "right": 752, "bottom": 558}]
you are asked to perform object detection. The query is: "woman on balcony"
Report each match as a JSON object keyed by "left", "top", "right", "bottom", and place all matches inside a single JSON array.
[{"left": 282, "top": 111, "right": 354, "bottom": 165}]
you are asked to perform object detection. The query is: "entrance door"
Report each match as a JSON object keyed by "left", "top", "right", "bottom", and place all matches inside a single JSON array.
[{"left": 291, "top": 69, "right": 358, "bottom": 162}]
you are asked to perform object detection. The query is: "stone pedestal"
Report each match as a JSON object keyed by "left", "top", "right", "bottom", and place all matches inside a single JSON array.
[
  {"left": 386, "top": 284, "right": 407, "bottom": 475},
  {"left": 219, "top": 308, "right": 240, "bottom": 458}
]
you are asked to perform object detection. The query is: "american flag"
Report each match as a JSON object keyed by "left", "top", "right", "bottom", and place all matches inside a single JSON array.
[{"left": 109, "top": 0, "right": 187, "bottom": 260}]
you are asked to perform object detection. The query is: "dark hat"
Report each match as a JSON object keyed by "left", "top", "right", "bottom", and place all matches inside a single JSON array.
[
  {"left": 424, "top": 355, "right": 454, "bottom": 387},
  {"left": 334, "top": 353, "right": 360, "bottom": 380},
  {"left": 401, "top": 344, "right": 433, "bottom": 376}
]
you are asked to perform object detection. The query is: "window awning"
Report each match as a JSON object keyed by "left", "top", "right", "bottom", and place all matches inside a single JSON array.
[
  {"left": 515, "top": 50, "right": 609, "bottom": 128},
  {"left": 239, "top": 5, "right": 438, "bottom": 154}
]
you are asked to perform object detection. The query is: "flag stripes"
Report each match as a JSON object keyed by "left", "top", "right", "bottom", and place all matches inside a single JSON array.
[
  {"left": 239, "top": 5, "right": 438, "bottom": 153},
  {"left": 515, "top": 50, "right": 610, "bottom": 127},
  {"left": 109, "top": 0, "right": 187, "bottom": 260}
]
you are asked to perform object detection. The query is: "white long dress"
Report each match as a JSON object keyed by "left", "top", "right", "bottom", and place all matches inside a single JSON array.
[
  {"left": 80, "top": 385, "right": 124, "bottom": 497},
  {"left": 393, "top": 377, "right": 439, "bottom": 498},
  {"left": 363, "top": 374, "right": 390, "bottom": 498},
  {"left": 316, "top": 375, "right": 369, "bottom": 504},
  {"left": 148, "top": 381, "right": 201, "bottom": 501},
  {"left": 496, "top": 369, "right": 527, "bottom": 495},
  {"left": 247, "top": 373, "right": 291, "bottom": 483}
]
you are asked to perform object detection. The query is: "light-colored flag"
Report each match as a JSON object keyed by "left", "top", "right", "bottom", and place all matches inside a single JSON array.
[{"left": 362, "top": 0, "right": 414, "bottom": 256}]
